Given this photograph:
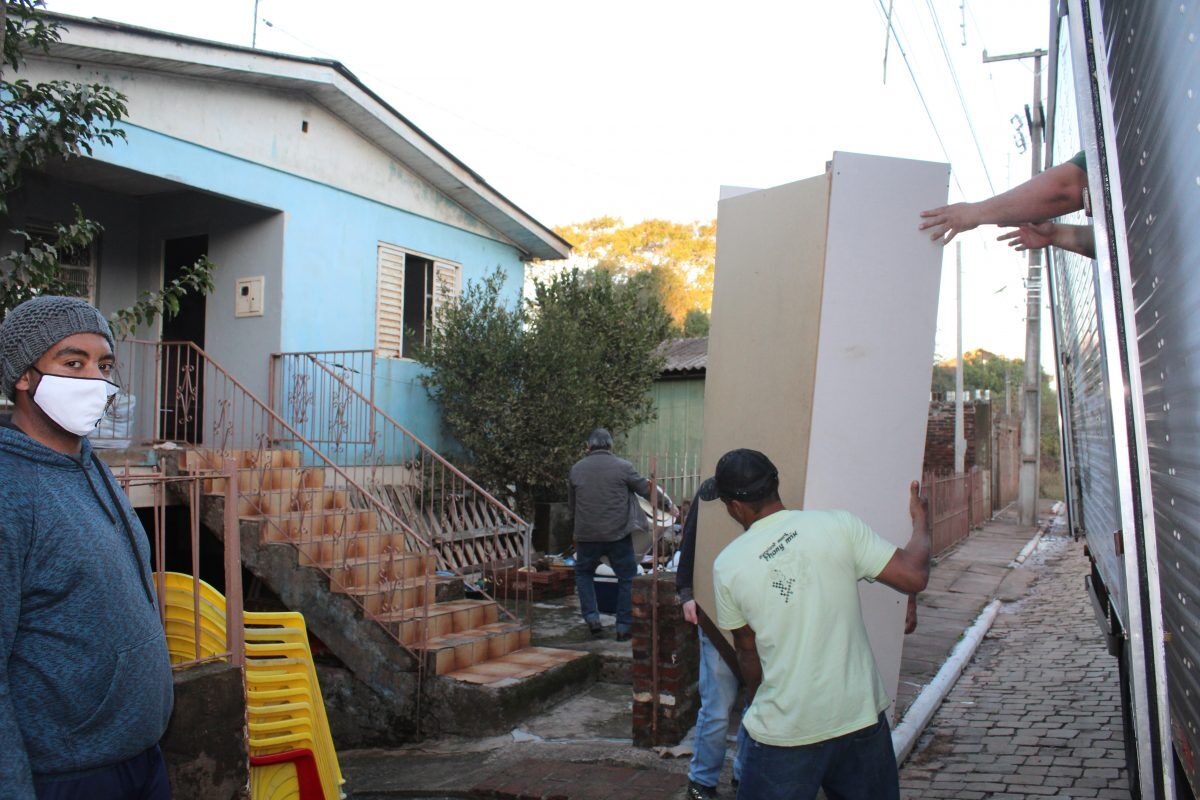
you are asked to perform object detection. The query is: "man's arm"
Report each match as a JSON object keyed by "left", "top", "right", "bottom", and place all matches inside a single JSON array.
[
  {"left": 919, "top": 162, "right": 1088, "bottom": 243},
  {"left": 625, "top": 463, "right": 674, "bottom": 513},
  {"left": 874, "top": 480, "right": 931, "bottom": 594},
  {"left": 998, "top": 222, "right": 1096, "bottom": 259},
  {"left": 0, "top": 521, "right": 35, "bottom": 798},
  {"left": 676, "top": 496, "right": 700, "bottom": 623},
  {"left": 731, "top": 625, "right": 762, "bottom": 705}
]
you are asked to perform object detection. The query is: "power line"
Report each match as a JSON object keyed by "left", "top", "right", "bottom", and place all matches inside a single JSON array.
[
  {"left": 922, "top": 0, "right": 996, "bottom": 194},
  {"left": 872, "top": 0, "right": 968, "bottom": 198}
]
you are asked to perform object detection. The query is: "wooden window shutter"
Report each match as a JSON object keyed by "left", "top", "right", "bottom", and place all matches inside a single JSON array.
[
  {"left": 375, "top": 244, "right": 405, "bottom": 357},
  {"left": 431, "top": 261, "right": 462, "bottom": 331}
]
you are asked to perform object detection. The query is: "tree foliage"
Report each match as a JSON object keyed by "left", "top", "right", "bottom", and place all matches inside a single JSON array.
[
  {"left": 419, "top": 267, "right": 671, "bottom": 511},
  {"left": 549, "top": 217, "right": 715, "bottom": 328},
  {"left": 0, "top": 0, "right": 215, "bottom": 329}
]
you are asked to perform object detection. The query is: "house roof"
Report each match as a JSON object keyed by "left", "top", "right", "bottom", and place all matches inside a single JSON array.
[
  {"left": 39, "top": 13, "right": 572, "bottom": 262},
  {"left": 656, "top": 337, "right": 708, "bottom": 376}
]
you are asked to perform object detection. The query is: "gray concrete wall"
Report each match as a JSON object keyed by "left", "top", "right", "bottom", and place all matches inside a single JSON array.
[
  {"left": 1, "top": 172, "right": 142, "bottom": 316},
  {"left": 162, "top": 661, "right": 249, "bottom": 800},
  {"left": 137, "top": 193, "right": 284, "bottom": 401}
]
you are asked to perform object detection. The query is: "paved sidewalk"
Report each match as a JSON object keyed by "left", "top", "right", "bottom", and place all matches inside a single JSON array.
[
  {"left": 896, "top": 505, "right": 1040, "bottom": 719},
  {"left": 900, "top": 534, "right": 1131, "bottom": 799}
]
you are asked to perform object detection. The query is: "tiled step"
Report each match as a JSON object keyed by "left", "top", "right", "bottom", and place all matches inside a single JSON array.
[
  {"left": 377, "top": 599, "right": 501, "bottom": 645},
  {"left": 258, "top": 509, "right": 380, "bottom": 543},
  {"left": 332, "top": 574, "right": 454, "bottom": 615},
  {"left": 413, "top": 621, "right": 533, "bottom": 675},
  {"left": 294, "top": 531, "right": 426, "bottom": 568},
  {"left": 327, "top": 551, "right": 433, "bottom": 590},
  {"left": 181, "top": 448, "right": 302, "bottom": 470},
  {"left": 230, "top": 488, "right": 351, "bottom": 517},
  {"left": 445, "top": 646, "right": 589, "bottom": 686},
  {"left": 202, "top": 466, "right": 326, "bottom": 494}
]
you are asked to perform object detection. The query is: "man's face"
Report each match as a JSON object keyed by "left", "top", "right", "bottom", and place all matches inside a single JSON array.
[{"left": 15, "top": 332, "right": 115, "bottom": 395}]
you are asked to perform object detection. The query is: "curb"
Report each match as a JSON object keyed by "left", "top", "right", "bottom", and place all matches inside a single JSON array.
[
  {"left": 892, "top": 523, "right": 1050, "bottom": 765},
  {"left": 891, "top": 598, "right": 1002, "bottom": 765}
]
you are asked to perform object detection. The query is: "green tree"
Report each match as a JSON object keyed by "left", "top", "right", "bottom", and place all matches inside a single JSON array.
[
  {"left": 1, "top": 1, "right": 214, "bottom": 332},
  {"left": 419, "top": 267, "right": 671, "bottom": 512},
  {"left": 549, "top": 217, "right": 715, "bottom": 326},
  {"left": 681, "top": 308, "right": 711, "bottom": 338}
]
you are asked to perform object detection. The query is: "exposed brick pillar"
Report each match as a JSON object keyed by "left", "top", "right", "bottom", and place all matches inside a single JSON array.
[{"left": 631, "top": 573, "right": 700, "bottom": 747}]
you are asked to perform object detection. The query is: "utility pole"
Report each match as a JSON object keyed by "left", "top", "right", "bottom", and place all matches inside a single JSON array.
[
  {"left": 955, "top": 240, "right": 966, "bottom": 474},
  {"left": 252, "top": 0, "right": 261, "bottom": 48},
  {"left": 983, "top": 46, "right": 1046, "bottom": 526}
]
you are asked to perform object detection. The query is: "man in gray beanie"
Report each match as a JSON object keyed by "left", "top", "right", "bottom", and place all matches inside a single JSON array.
[{"left": 0, "top": 296, "right": 174, "bottom": 799}]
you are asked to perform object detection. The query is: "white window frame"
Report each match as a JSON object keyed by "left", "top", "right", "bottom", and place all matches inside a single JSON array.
[
  {"left": 25, "top": 222, "right": 98, "bottom": 305},
  {"left": 374, "top": 242, "right": 461, "bottom": 359}
]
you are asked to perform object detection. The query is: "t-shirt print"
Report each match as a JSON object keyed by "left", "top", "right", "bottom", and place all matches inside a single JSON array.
[{"left": 758, "top": 529, "right": 811, "bottom": 604}]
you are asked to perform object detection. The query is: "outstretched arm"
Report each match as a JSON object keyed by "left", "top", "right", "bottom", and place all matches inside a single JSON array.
[
  {"left": 998, "top": 222, "right": 1095, "bottom": 259},
  {"left": 919, "top": 162, "right": 1089, "bottom": 243},
  {"left": 874, "top": 481, "right": 931, "bottom": 594}
]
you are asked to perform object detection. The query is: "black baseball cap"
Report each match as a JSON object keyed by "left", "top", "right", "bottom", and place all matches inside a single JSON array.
[{"left": 698, "top": 448, "right": 780, "bottom": 502}]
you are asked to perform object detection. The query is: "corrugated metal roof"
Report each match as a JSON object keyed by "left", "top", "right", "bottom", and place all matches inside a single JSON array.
[{"left": 656, "top": 337, "right": 707, "bottom": 375}]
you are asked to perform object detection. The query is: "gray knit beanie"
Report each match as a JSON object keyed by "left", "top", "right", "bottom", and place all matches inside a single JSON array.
[{"left": 0, "top": 296, "right": 115, "bottom": 401}]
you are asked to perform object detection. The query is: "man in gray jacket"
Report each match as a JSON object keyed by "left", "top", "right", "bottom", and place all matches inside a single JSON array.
[
  {"left": 567, "top": 428, "right": 675, "bottom": 641},
  {"left": 0, "top": 297, "right": 174, "bottom": 799}
]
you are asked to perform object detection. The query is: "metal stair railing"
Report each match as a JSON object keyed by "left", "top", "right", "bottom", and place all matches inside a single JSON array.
[
  {"left": 268, "top": 350, "right": 533, "bottom": 576},
  {"left": 104, "top": 340, "right": 528, "bottom": 671}
]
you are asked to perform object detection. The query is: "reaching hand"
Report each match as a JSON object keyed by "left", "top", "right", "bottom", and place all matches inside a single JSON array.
[
  {"left": 683, "top": 599, "right": 698, "bottom": 625},
  {"left": 905, "top": 595, "right": 919, "bottom": 634},
  {"left": 998, "top": 222, "right": 1055, "bottom": 252},
  {"left": 919, "top": 203, "right": 980, "bottom": 244}
]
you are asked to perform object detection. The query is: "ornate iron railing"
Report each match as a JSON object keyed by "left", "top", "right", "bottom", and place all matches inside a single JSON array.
[
  {"left": 269, "top": 350, "right": 532, "bottom": 574},
  {"left": 100, "top": 340, "right": 532, "bottom": 674}
]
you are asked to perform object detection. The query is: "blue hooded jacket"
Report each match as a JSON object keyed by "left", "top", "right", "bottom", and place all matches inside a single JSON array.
[{"left": 0, "top": 420, "right": 173, "bottom": 797}]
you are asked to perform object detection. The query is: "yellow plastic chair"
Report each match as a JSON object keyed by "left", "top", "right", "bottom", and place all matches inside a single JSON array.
[{"left": 160, "top": 573, "right": 344, "bottom": 800}]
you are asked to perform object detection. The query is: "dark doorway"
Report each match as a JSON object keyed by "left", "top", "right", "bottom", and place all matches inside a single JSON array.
[{"left": 160, "top": 235, "right": 208, "bottom": 443}]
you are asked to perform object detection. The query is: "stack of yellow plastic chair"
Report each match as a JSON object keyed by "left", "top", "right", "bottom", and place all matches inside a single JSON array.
[
  {"left": 244, "top": 610, "right": 345, "bottom": 800},
  {"left": 159, "top": 573, "right": 344, "bottom": 800},
  {"left": 161, "top": 572, "right": 228, "bottom": 664}
]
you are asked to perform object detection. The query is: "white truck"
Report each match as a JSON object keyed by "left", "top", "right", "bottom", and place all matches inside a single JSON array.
[{"left": 1046, "top": 1, "right": 1199, "bottom": 797}]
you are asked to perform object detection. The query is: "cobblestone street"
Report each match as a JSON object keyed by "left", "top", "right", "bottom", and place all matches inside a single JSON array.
[{"left": 900, "top": 535, "right": 1132, "bottom": 799}]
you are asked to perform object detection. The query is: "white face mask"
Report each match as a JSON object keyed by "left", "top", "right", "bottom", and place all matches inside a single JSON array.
[{"left": 31, "top": 372, "right": 120, "bottom": 437}]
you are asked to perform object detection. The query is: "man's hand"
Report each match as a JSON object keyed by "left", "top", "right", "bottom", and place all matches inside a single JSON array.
[
  {"left": 998, "top": 222, "right": 1055, "bottom": 252},
  {"left": 876, "top": 480, "right": 932, "bottom": 594},
  {"left": 905, "top": 594, "right": 918, "bottom": 634},
  {"left": 683, "top": 599, "right": 698, "bottom": 625},
  {"left": 919, "top": 203, "right": 980, "bottom": 244}
]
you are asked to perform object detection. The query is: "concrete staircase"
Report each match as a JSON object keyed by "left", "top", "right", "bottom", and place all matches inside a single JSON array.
[{"left": 177, "top": 447, "right": 595, "bottom": 737}]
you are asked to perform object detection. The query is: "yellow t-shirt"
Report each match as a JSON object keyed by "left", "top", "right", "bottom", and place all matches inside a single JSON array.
[{"left": 712, "top": 508, "right": 898, "bottom": 746}]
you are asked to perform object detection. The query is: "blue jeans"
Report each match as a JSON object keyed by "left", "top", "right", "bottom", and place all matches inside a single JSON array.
[
  {"left": 737, "top": 712, "right": 899, "bottom": 800},
  {"left": 689, "top": 626, "right": 747, "bottom": 788},
  {"left": 574, "top": 536, "right": 637, "bottom": 633},
  {"left": 36, "top": 745, "right": 170, "bottom": 800}
]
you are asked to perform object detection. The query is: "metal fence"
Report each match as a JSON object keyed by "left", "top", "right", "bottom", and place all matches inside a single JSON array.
[
  {"left": 113, "top": 462, "right": 245, "bottom": 669},
  {"left": 925, "top": 467, "right": 991, "bottom": 556}
]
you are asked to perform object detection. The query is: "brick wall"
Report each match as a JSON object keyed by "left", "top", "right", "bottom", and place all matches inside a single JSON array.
[
  {"left": 924, "top": 401, "right": 981, "bottom": 474},
  {"left": 631, "top": 573, "right": 700, "bottom": 747}
]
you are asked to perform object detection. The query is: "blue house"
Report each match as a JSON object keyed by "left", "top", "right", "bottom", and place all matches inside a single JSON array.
[{"left": 3, "top": 13, "right": 570, "bottom": 453}]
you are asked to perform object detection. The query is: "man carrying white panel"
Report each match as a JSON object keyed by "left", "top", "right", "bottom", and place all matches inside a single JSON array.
[{"left": 705, "top": 449, "right": 931, "bottom": 800}]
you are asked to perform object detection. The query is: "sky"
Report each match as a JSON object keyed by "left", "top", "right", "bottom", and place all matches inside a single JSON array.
[{"left": 45, "top": 0, "right": 1059, "bottom": 366}]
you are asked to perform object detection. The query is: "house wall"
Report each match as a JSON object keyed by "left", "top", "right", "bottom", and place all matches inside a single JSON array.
[
  {"left": 90, "top": 125, "right": 526, "bottom": 452},
  {"left": 619, "top": 376, "right": 706, "bottom": 463},
  {"left": 20, "top": 57, "right": 511, "bottom": 248}
]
